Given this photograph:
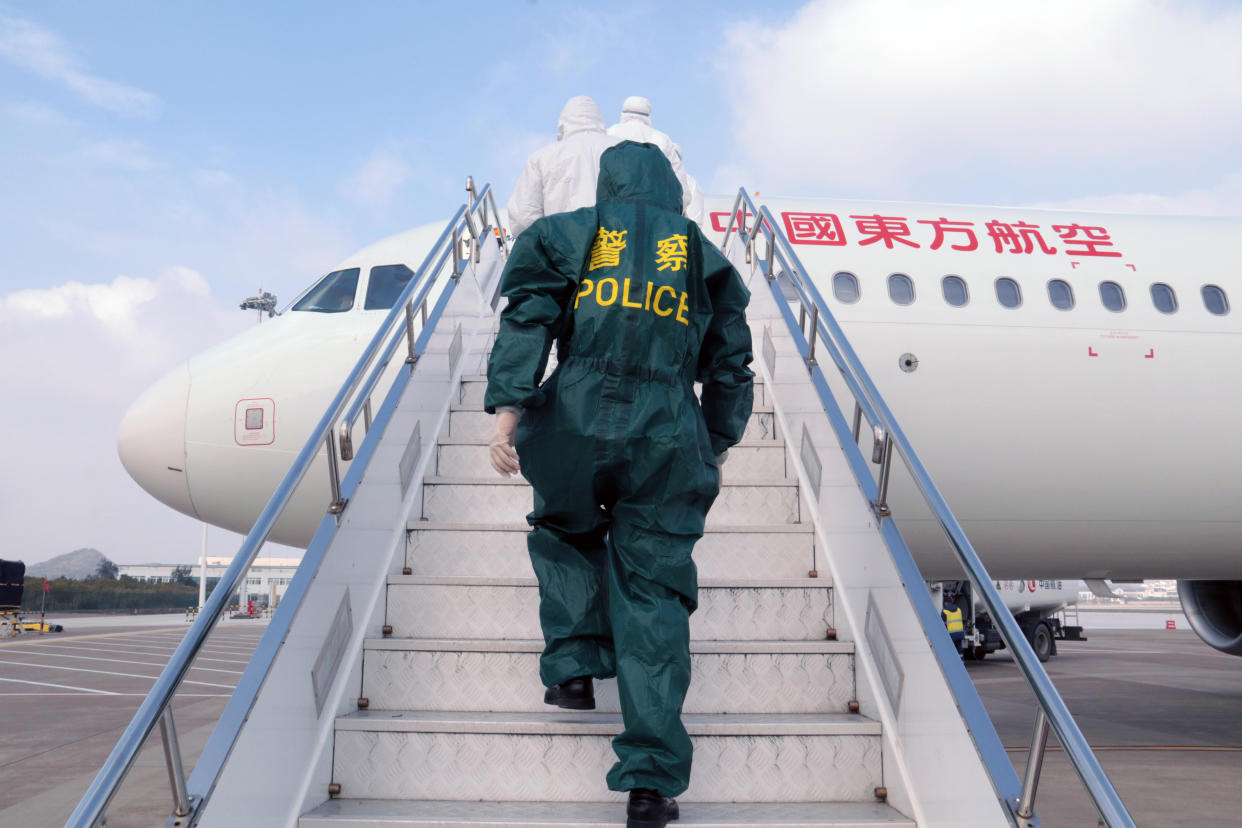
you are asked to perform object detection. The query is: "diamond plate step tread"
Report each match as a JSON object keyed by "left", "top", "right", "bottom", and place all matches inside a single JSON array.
[
  {"left": 364, "top": 638, "right": 853, "bottom": 654},
  {"left": 300, "top": 798, "right": 915, "bottom": 827},
  {"left": 384, "top": 578, "right": 834, "bottom": 641},
  {"left": 331, "top": 712, "right": 882, "bottom": 803},
  {"left": 388, "top": 575, "right": 826, "bottom": 588},
  {"left": 436, "top": 441, "right": 788, "bottom": 479},
  {"left": 446, "top": 409, "right": 779, "bottom": 442},
  {"left": 338, "top": 710, "right": 878, "bottom": 736},
  {"left": 405, "top": 523, "right": 819, "bottom": 580},
  {"left": 421, "top": 478, "right": 800, "bottom": 527},
  {"left": 406, "top": 522, "right": 812, "bottom": 535},
  {"left": 360, "top": 640, "right": 856, "bottom": 714}
]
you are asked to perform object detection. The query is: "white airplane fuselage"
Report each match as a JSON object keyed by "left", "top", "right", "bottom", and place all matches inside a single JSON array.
[{"left": 118, "top": 196, "right": 1242, "bottom": 584}]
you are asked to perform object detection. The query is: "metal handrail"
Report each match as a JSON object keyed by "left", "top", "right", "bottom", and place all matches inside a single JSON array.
[
  {"left": 725, "top": 188, "right": 1134, "bottom": 827},
  {"left": 66, "top": 182, "right": 500, "bottom": 828}
]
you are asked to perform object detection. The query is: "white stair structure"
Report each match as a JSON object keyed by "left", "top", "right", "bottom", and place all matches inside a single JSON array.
[
  {"left": 71, "top": 185, "right": 1134, "bottom": 828},
  {"left": 305, "top": 372, "right": 906, "bottom": 826}
]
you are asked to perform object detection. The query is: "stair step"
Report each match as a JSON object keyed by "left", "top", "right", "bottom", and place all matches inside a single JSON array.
[
  {"left": 436, "top": 439, "right": 789, "bottom": 479},
  {"left": 446, "top": 405, "right": 779, "bottom": 442},
  {"left": 384, "top": 577, "right": 834, "bottom": 641},
  {"left": 300, "top": 798, "right": 914, "bottom": 827},
  {"left": 420, "top": 478, "right": 801, "bottom": 526},
  {"left": 331, "top": 711, "right": 882, "bottom": 803},
  {"left": 405, "top": 523, "right": 816, "bottom": 580},
  {"left": 361, "top": 639, "right": 855, "bottom": 714},
  {"left": 458, "top": 375, "right": 769, "bottom": 408}
]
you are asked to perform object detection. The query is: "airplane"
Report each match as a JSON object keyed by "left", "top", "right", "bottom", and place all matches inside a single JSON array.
[{"left": 117, "top": 192, "right": 1242, "bottom": 656}]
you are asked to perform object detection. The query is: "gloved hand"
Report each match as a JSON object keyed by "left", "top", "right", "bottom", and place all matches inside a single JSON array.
[
  {"left": 489, "top": 408, "right": 522, "bottom": 477},
  {"left": 716, "top": 449, "right": 729, "bottom": 466}
]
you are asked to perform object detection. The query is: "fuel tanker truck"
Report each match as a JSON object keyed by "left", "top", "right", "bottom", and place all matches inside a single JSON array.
[{"left": 936, "top": 579, "right": 1083, "bottom": 662}]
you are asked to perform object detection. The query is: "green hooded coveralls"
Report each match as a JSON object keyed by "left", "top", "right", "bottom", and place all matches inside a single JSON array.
[{"left": 484, "top": 141, "right": 754, "bottom": 796}]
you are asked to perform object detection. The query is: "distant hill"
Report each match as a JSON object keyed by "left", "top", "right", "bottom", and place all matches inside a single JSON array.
[{"left": 26, "top": 548, "right": 111, "bottom": 580}]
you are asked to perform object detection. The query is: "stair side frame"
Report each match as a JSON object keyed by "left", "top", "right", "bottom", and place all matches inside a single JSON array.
[
  {"left": 735, "top": 248, "right": 1017, "bottom": 828},
  {"left": 193, "top": 237, "right": 505, "bottom": 828}
]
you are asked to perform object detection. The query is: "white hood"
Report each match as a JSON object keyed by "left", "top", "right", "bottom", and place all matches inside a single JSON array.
[{"left": 557, "top": 96, "right": 607, "bottom": 141}]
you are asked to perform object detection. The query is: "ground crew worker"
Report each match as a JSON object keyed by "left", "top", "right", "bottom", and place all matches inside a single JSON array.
[
  {"left": 485, "top": 141, "right": 754, "bottom": 828},
  {"left": 607, "top": 96, "right": 705, "bottom": 226},
  {"left": 942, "top": 600, "right": 965, "bottom": 648},
  {"left": 506, "top": 95, "right": 621, "bottom": 239}
]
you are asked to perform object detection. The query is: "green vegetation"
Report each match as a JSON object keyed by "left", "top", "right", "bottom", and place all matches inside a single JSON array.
[{"left": 20, "top": 576, "right": 220, "bottom": 612}]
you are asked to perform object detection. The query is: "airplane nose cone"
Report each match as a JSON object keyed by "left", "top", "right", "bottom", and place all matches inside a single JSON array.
[{"left": 118, "top": 363, "right": 198, "bottom": 518}]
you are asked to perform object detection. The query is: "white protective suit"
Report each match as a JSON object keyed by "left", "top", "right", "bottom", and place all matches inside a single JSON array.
[
  {"left": 607, "top": 96, "right": 705, "bottom": 226},
  {"left": 505, "top": 96, "right": 621, "bottom": 239}
]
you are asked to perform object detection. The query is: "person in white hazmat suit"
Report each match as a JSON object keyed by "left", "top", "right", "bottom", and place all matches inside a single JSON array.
[
  {"left": 505, "top": 96, "right": 621, "bottom": 239},
  {"left": 607, "top": 96, "right": 705, "bottom": 226}
]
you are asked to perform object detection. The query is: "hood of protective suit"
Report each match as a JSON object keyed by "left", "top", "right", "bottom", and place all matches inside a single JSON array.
[
  {"left": 596, "top": 141, "right": 682, "bottom": 213},
  {"left": 557, "top": 96, "right": 607, "bottom": 141}
]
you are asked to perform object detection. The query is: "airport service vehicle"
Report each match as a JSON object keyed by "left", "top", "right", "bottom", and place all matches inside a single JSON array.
[
  {"left": 0, "top": 559, "right": 64, "bottom": 635},
  {"left": 939, "top": 578, "right": 1082, "bottom": 662}
]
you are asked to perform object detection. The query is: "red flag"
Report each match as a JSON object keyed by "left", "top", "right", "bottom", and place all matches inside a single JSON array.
[{"left": 42, "top": 576, "right": 49, "bottom": 593}]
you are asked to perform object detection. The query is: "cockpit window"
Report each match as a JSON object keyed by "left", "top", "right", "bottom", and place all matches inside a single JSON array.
[
  {"left": 291, "top": 268, "right": 359, "bottom": 313},
  {"left": 364, "top": 264, "right": 416, "bottom": 310}
]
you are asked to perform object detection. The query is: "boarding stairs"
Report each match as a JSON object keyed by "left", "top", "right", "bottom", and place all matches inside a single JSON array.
[
  {"left": 299, "top": 360, "right": 911, "bottom": 827},
  {"left": 68, "top": 184, "right": 1134, "bottom": 828}
]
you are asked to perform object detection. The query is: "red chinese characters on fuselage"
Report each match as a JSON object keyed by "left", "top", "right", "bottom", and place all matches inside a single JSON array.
[{"left": 706, "top": 211, "right": 1123, "bottom": 258}]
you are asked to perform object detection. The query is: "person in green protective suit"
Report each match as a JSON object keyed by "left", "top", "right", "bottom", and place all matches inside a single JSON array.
[{"left": 484, "top": 141, "right": 753, "bottom": 828}]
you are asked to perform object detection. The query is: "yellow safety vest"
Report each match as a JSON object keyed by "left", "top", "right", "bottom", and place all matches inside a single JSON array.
[{"left": 942, "top": 607, "right": 964, "bottom": 634}]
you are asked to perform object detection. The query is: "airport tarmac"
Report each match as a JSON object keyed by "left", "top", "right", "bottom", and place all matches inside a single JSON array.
[
  {"left": 0, "top": 611, "right": 1238, "bottom": 827},
  {"left": 0, "top": 613, "right": 268, "bottom": 828}
]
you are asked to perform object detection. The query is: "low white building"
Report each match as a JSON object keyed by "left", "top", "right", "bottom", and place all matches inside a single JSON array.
[{"left": 117, "top": 557, "right": 301, "bottom": 606}]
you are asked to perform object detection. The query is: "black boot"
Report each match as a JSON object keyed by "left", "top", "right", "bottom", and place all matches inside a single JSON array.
[
  {"left": 543, "top": 676, "right": 594, "bottom": 710},
  {"left": 626, "top": 787, "right": 679, "bottom": 828}
]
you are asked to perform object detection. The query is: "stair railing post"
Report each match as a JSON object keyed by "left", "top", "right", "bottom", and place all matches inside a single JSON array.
[
  {"left": 1017, "top": 707, "right": 1052, "bottom": 820},
  {"left": 404, "top": 301, "right": 418, "bottom": 365},
  {"left": 804, "top": 305, "right": 819, "bottom": 369},
  {"left": 157, "top": 707, "right": 191, "bottom": 818},
  {"left": 326, "top": 431, "right": 345, "bottom": 515},
  {"left": 874, "top": 432, "right": 894, "bottom": 517}
]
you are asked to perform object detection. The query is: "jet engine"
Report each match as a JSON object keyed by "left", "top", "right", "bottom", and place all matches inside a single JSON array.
[{"left": 1177, "top": 580, "right": 1242, "bottom": 655}]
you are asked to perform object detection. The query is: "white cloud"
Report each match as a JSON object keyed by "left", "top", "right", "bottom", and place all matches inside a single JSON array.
[
  {"left": 0, "top": 271, "right": 249, "bottom": 565},
  {"left": 0, "top": 14, "right": 160, "bottom": 117},
  {"left": 7, "top": 100, "right": 70, "bottom": 127},
  {"left": 714, "top": 0, "right": 1242, "bottom": 199},
  {"left": 3, "top": 268, "right": 217, "bottom": 345},
  {"left": 1032, "top": 172, "right": 1242, "bottom": 217},
  {"left": 342, "top": 148, "right": 417, "bottom": 207},
  {"left": 79, "top": 138, "right": 162, "bottom": 171}
]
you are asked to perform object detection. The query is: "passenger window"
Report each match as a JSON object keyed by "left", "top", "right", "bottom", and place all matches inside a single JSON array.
[
  {"left": 888, "top": 273, "right": 915, "bottom": 305},
  {"left": 1202, "top": 284, "right": 1230, "bottom": 315},
  {"left": 291, "top": 268, "right": 360, "bottom": 313},
  {"left": 1099, "top": 281, "right": 1126, "bottom": 312},
  {"left": 995, "top": 277, "right": 1022, "bottom": 309},
  {"left": 1150, "top": 283, "right": 1178, "bottom": 314},
  {"left": 942, "top": 275, "right": 968, "bottom": 307},
  {"left": 364, "top": 264, "right": 415, "bottom": 310},
  {"left": 1048, "top": 279, "right": 1074, "bottom": 310},
  {"left": 832, "top": 271, "right": 860, "bottom": 304}
]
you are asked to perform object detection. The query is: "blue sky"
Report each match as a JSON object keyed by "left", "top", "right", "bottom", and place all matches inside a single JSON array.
[{"left": 2, "top": 0, "right": 1241, "bottom": 566}]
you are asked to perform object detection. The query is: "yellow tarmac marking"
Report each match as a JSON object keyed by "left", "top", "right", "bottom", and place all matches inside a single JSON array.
[{"left": 0, "top": 627, "right": 186, "bottom": 647}]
